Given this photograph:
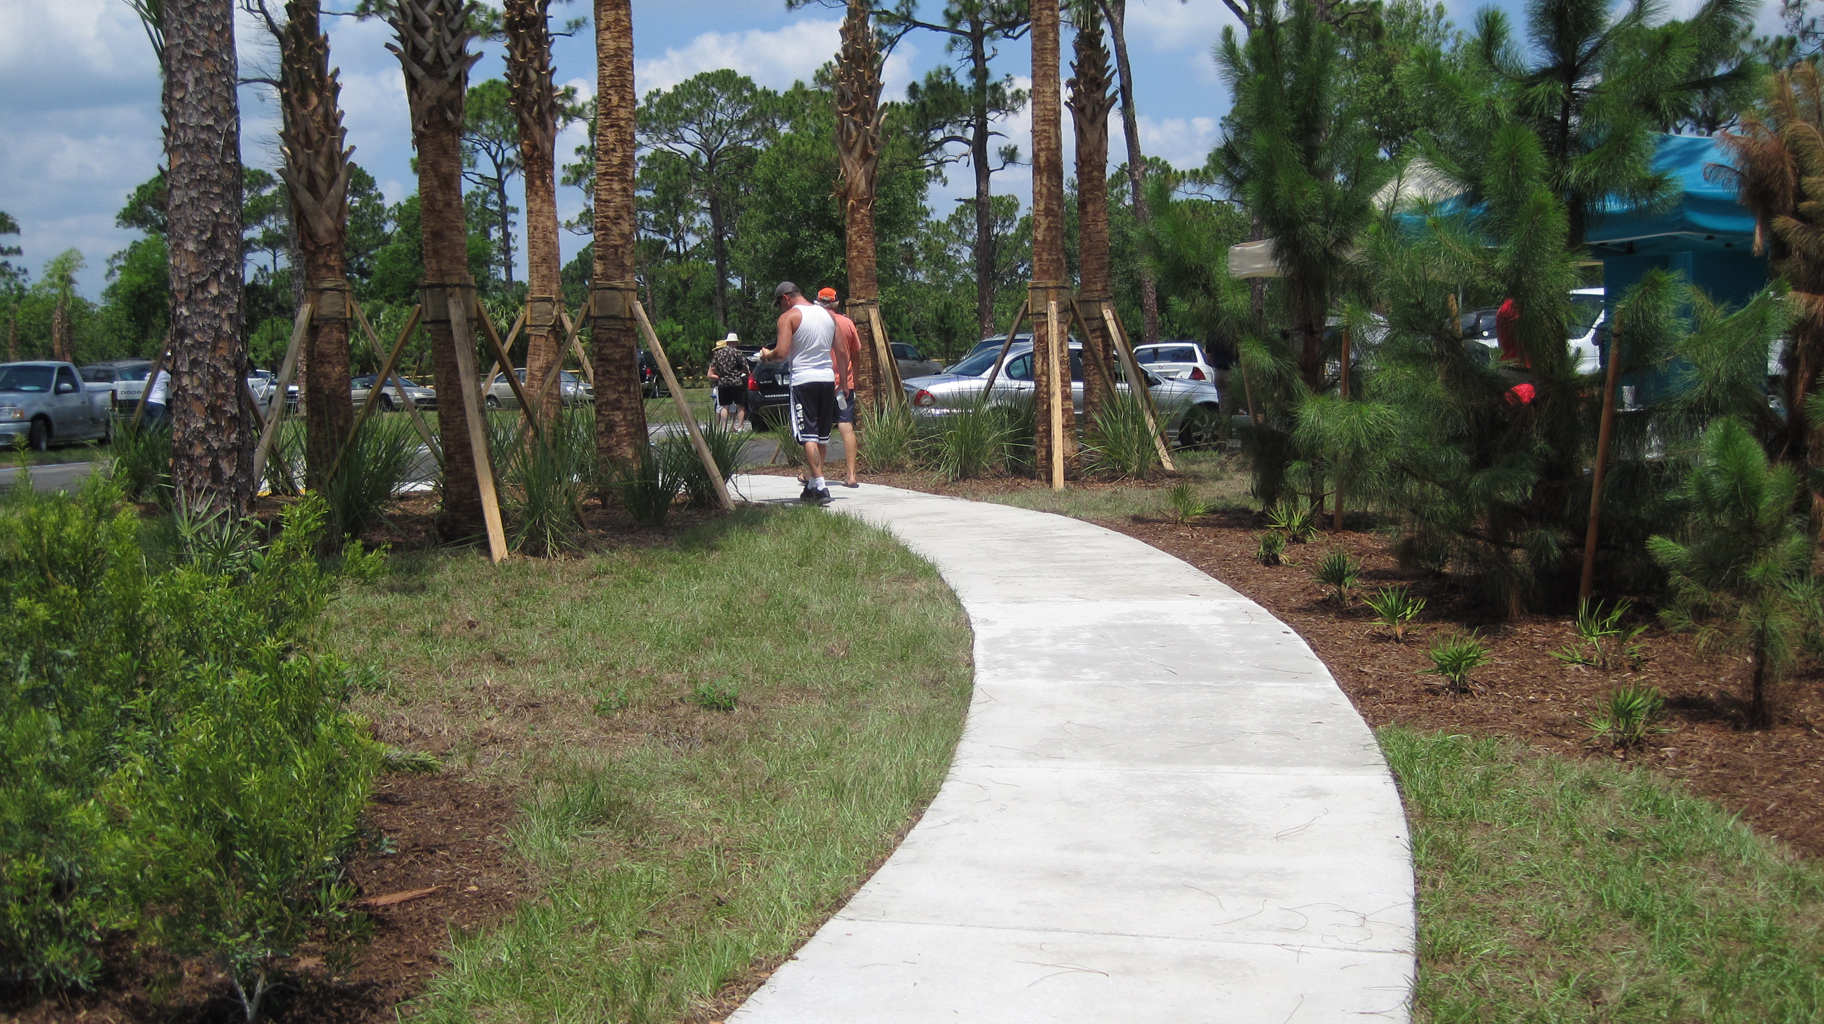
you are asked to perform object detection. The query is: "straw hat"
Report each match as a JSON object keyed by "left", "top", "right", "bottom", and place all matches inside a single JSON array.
[{"left": 715, "top": 331, "right": 738, "bottom": 348}]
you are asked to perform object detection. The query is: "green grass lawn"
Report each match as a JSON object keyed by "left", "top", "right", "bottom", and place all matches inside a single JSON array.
[
  {"left": 1385, "top": 728, "right": 1824, "bottom": 1023},
  {"left": 0, "top": 439, "right": 113, "bottom": 468},
  {"left": 645, "top": 387, "right": 714, "bottom": 425},
  {"left": 324, "top": 507, "right": 972, "bottom": 1022}
]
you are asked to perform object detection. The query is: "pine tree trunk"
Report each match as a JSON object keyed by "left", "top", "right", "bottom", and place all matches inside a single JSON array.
[
  {"left": 1102, "top": 0, "right": 1160, "bottom": 344},
  {"left": 391, "top": 0, "right": 484, "bottom": 539},
  {"left": 165, "top": 0, "right": 253, "bottom": 515},
  {"left": 836, "top": 0, "right": 885, "bottom": 411},
  {"left": 969, "top": 17, "right": 997, "bottom": 341},
  {"left": 591, "top": 0, "right": 649, "bottom": 474},
  {"left": 1030, "top": 0, "right": 1075, "bottom": 475},
  {"left": 279, "top": 0, "right": 355, "bottom": 495},
  {"left": 1069, "top": 6, "right": 1117, "bottom": 425},
  {"left": 506, "top": 0, "right": 564, "bottom": 427},
  {"left": 1749, "top": 644, "right": 1771, "bottom": 729}
]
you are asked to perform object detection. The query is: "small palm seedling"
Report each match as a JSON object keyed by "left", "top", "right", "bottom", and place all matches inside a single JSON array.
[
  {"left": 1310, "top": 547, "right": 1361, "bottom": 605},
  {"left": 1552, "top": 599, "right": 1646, "bottom": 670},
  {"left": 691, "top": 678, "right": 740, "bottom": 712},
  {"left": 1582, "top": 682, "right": 1669, "bottom": 749},
  {"left": 1363, "top": 585, "right": 1426, "bottom": 641},
  {"left": 1266, "top": 500, "right": 1318, "bottom": 542},
  {"left": 380, "top": 746, "right": 443, "bottom": 775},
  {"left": 1256, "top": 530, "right": 1287, "bottom": 566},
  {"left": 1421, "top": 632, "right": 1490, "bottom": 693},
  {"left": 1166, "top": 481, "right": 1214, "bottom": 523}
]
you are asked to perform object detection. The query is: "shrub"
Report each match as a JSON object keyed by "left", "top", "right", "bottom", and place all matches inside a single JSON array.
[
  {"left": 326, "top": 412, "right": 420, "bottom": 541},
  {"left": 1364, "top": 585, "right": 1426, "bottom": 641},
  {"left": 613, "top": 445, "right": 680, "bottom": 528},
  {"left": 1582, "top": 682, "right": 1669, "bottom": 749},
  {"left": 1422, "top": 632, "right": 1491, "bottom": 693},
  {"left": 109, "top": 414, "right": 172, "bottom": 505},
  {"left": 924, "top": 398, "right": 1012, "bottom": 481},
  {"left": 662, "top": 418, "right": 746, "bottom": 510},
  {"left": 1165, "top": 481, "right": 1214, "bottom": 522},
  {"left": 858, "top": 400, "right": 918, "bottom": 472},
  {"left": 1255, "top": 530, "right": 1287, "bottom": 566},
  {"left": 1266, "top": 499, "right": 1318, "bottom": 542},
  {"left": 1552, "top": 599, "right": 1645, "bottom": 670},
  {"left": 1310, "top": 547, "right": 1361, "bottom": 604},
  {"left": 1083, "top": 390, "right": 1161, "bottom": 480},
  {"left": 263, "top": 417, "right": 306, "bottom": 498},
  {"left": 509, "top": 409, "right": 594, "bottom": 557}
]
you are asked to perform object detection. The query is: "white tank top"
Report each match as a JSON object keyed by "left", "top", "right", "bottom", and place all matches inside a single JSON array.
[{"left": 789, "top": 303, "right": 836, "bottom": 385}]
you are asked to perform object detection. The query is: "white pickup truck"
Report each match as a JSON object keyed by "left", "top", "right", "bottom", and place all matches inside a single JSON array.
[{"left": 0, "top": 361, "right": 115, "bottom": 450}]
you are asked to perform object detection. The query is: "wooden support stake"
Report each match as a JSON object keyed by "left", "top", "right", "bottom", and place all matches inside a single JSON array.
[
  {"left": 1335, "top": 326, "right": 1350, "bottom": 534},
  {"left": 865, "top": 305, "right": 903, "bottom": 406},
  {"left": 473, "top": 298, "right": 542, "bottom": 440},
  {"left": 447, "top": 290, "right": 509, "bottom": 562},
  {"left": 1580, "top": 309, "right": 1623, "bottom": 604},
  {"left": 1068, "top": 295, "right": 1120, "bottom": 404},
  {"left": 630, "top": 300, "right": 734, "bottom": 510},
  {"left": 326, "top": 304, "right": 424, "bottom": 485},
  {"left": 1101, "top": 304, "right": 1176, "bottom": 472},
  {"left": 351, "top": 298, "right": 439, "bottom": 460},
  {"left": 1046, "top": 299, "right": 1066, "bottom": 490},
  {"left": 979, "top": 302, "right": 1030, "bottom": 398},
  {"left": 251, "top": 302, "right": 313, "bottom": 488},
  {"left": 559, "top": 309, "right": 595, "bottom": 386}
]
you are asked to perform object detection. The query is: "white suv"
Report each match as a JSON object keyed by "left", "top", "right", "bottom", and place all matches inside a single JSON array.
[{"left": 1133, "top": 341, "right": 1219, "bottom": 382}]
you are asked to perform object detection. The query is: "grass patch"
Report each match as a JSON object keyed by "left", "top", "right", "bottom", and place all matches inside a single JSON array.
[
  {"left": 1383, "top": 727, "right": 1824, "bottom": 1023},
  {"left": 0, "top": 439, "right": 112, "bottom": 468},
  {"left": 324, "top": 506, "right": 972, "bottom": 1022},
  {"left": 644, "top": 388, "right": 715, "bottom": 425}
]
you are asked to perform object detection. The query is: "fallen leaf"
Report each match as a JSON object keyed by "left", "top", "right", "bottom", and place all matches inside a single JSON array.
[{"left": 358, "top": 885, "right": 440, "bottom": 908}]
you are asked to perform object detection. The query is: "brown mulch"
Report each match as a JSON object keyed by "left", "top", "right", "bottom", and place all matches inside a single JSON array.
[
  {"left": 0, "top": 772, "right": 522, "bottom": 1023},
  {"left": 837, "top": 468, "right": 1824, "bottom": 861}
]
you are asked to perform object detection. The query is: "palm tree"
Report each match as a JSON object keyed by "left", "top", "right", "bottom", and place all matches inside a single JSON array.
[
  {"left": 1068, "top": 1, "right": 1117, "bottom": 423},
  {"left": 276, "top": 0, "right": 355, "bottom": 493},
  {"left": 163, "top": 0, "right": 254, "bottom": 514},
  {"left": 389, "top": 0, "right": 485, "bottom": 538},
  {"left": 39, "top": 250, "right": 83, "bottom": 363},
  {"left": 592, "top": 0, "right": 648, "bottom": 473},
  {"left": 836, "top": 0, "right": 887, "bottom": 410},
  {"left": 1029, "top": 0, "right": 1075, "bottom": 476},
  {"left": 504, "top": 0, "right": 565, "bottom": 425}
]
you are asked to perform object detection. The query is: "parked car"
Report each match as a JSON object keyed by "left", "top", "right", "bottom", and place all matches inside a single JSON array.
[
  {"left": 486, "top": 367, "right": 594, "bottom": 409},
  {"left": 78, "top": 359, "right": 153, "bottom": 408},
  {"left": 891, "top": 342, "right": 942, "bottom": 379},
  {"left": 0, "top": 361, "right": 115, "bottom": 449},
  {"left": 743, "top": 347, "right": 789, "bottom": 430},
  {"left": 903, "top": 340, "right": 1225, "bottom": 447},
  {"left": 1461, "top": 291, "right": 1604, "bottom": 373},
  {"left": 944, "top": 332, "right": 1081, "bottom": 372},
  {"left": 246, "top": 369, "right": 299, "bottom": 413},
  {"left": 1132, "top": 341, "right": 1219, "bottom": 381},
  {"left": 352, "top": 373, "right": 436, "bottom": 411}
]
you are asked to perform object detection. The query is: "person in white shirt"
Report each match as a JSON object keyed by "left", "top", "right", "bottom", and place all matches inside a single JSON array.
[
  {"left": 142, "top": 367, "right": 171, "bottom": 430},
  {"left": 758, "top": 281, "right": 849, "bottom": 505}
]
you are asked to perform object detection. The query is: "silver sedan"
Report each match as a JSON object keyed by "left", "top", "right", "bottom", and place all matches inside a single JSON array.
[
  {"left": 903, "top": 340, "right": 1225, "bottom": 447},
  {"left": 487, "top": 367, "right": 593, "bottom": 409}
]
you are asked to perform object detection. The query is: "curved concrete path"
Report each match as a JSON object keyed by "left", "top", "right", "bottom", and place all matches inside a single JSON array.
[{"left": 730, "top": 476, "right": 1415, "bottom": 1024}]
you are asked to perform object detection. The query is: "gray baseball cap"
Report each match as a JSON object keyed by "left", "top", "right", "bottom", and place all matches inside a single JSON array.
[{"left": 772, "top": 281, "right": 800, "bottom": 300}]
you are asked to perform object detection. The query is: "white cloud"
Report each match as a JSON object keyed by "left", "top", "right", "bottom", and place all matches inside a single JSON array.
[
  {"left": 635, "top": 20, "right": 846, "bottom": 95},
  {"left": 1122, "top": 0, "right": 1244, "bottom": 53},
  {"left": 1113, "top": 113, "right": 1219, "bottom": 171}
]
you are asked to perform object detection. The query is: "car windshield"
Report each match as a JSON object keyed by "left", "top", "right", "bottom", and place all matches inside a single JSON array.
[
  {"left": 80, "top": 367, "right": 112, "bottom": 382},
  {"left": 112, "top": 364, "right": 151, "bottom": 382},
  {"left": 1569, "top": 294, "right": 1604, "bottom": 333},
  {"left": 561, "top": 371, "right": 583, "bottom": 383},
  {"left": 0, "top": 365, "right": 54, "bottom": 393},
  {"left": 948, "top": 346, "right": 1024, "bottom": 377}
]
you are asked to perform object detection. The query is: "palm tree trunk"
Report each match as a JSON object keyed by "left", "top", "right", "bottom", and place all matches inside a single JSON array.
[
  {"left": 391, "top": 0, "right": 484, "bottom": 539},
  {"left": 837, "top": 0, "right": 885, "bottom": 411},
  {"left": 51, "top": 297, "right": 69, "bottom": 362},
  {"left": 1101, "top": 0, "right": 1160, "bottom": 344},
  {"left": 165, "top": 0, "right": 254, "bottom": 514},
  {"left": 1069, "top": 4, "right": 1117, "bottom": 425},
  {"left": 592, "top": 0, "right": 649, "bottom": 473},
  {"left": 1030, "top": 0, "right": 1075, "bottom": 476},
  {"left": 279, "top": 0, "right": 355, "bottom": 495},
  {"left": 505, "top": 0, "right": 564, "bottom": 426}
]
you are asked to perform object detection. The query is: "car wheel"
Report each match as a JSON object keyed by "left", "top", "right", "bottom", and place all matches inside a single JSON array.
[
  {"left": 380, "top": 394, "right": 396, "bottom": 412},
  {"left": 27, "top": 417, "right": 49, "bottom": 452},
  {"left": 485, "top": 394, "right": 501, "bottom": 410},
  {"left": 1176, "top": 404, "right": 1223, "bottom": 449}
]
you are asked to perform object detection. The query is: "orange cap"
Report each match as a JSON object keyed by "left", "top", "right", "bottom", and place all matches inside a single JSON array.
[{"left": 817, "top": 287, "right": 838, "bottom": 301}]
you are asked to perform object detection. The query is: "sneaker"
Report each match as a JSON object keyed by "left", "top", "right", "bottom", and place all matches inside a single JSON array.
[
  {"left": 812, "top": 487, "right": 834, "bottom": 507},
  {"left": 798, "top": 484, "right": 817, "bottom": 503}
]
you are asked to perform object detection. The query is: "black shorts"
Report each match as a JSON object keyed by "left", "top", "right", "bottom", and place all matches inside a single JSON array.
[
  {"left": 836, "top": 389, "right": 857, "bottom": 425},
  {"left": 715, "top": 384, "right": 746, "bottom": 408},
  {"left": 790, "top": 382, "right": 837, "bottom": 445}
]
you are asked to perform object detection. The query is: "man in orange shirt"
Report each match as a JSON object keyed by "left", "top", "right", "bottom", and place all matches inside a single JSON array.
[{"left": 817, "top": 287, "right": 864, "bottom": 488}]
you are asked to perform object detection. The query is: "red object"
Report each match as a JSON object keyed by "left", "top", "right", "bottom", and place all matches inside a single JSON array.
[
  {"left": 747, "top": 374, "right": 758, "bottom": 391},
  {"left": 1190, "top": 366, "right": 1206, "bottom": 380},
  {"left": 1495, "top": 299, "right": 1526, "bottom": 365},
  {"left": 913, "top": 389, "right": 936, "bottom": 408},
  {"left": 1505, "top": 382, "right": 1536, "bottom": 405}
]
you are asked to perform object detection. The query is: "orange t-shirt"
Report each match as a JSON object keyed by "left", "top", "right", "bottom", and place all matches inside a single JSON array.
[{"left": 831, "top": 312, "right": 862, "bottom": 391}]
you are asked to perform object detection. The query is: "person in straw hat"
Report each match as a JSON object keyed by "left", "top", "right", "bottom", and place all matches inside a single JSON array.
[{"left": 706, "top": 331, "right": 749, "bottom": 431}]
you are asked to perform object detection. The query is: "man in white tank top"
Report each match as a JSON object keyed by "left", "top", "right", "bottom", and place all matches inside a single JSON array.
[{"left": 759, "top": 281, "right": 849, "bottom": 505}]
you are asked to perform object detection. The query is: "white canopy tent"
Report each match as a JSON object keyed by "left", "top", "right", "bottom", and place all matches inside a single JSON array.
[{"left": 1225, "top": 159, "right": 1461, "bottom": 280}]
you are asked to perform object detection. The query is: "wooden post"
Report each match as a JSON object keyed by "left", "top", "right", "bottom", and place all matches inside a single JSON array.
[
  {"left": 351, "top": 298, "right": 439, "bottom": 459},
  {"left": 1580, "top": 309, "right": 1623, "bottom": 604},
  {"left": 1335, "top": 326, "right": 1350, "bottom": 534},
  {"left": 447, "top": 288, "right": 509, "bottom": 562},
  {"left": 1067, "top": 296, "right": 1119, "bottom": 399},
  {"left": 250, "top": 302, "right": 313, "bottom": 487},
  {"left": 1047, "top": 299, "right": 1066, "bottom": 490},
  {"left": 979, "top": 302, "right": 1030, "bottom": 398},
  {"left": 326, "top": 303, "right": 425, "bottom": 485},
  {"left": 1101, "top": 304, "right": 1176, "bottom": 472},
  {"left": 559, "top": 308, "right": 595, "bottom": 386},
  {"left": 630, "top": 301, "right": 735, "bottom": 511},
  {"left": 866, "top": 305, "right": 905, "bottom": 404},
  {"left": 473, "top": 298, "right": 543, "bottom": 440}
]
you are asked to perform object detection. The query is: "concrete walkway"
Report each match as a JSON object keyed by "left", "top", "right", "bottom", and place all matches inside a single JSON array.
[{"left": 729, "top": 476, "right": 1415, "bottom": 1024}]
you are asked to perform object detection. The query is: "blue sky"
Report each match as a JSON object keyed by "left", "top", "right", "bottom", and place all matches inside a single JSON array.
[{"left": 0, "top": 0, "right": 1741, "bottom": 299}]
